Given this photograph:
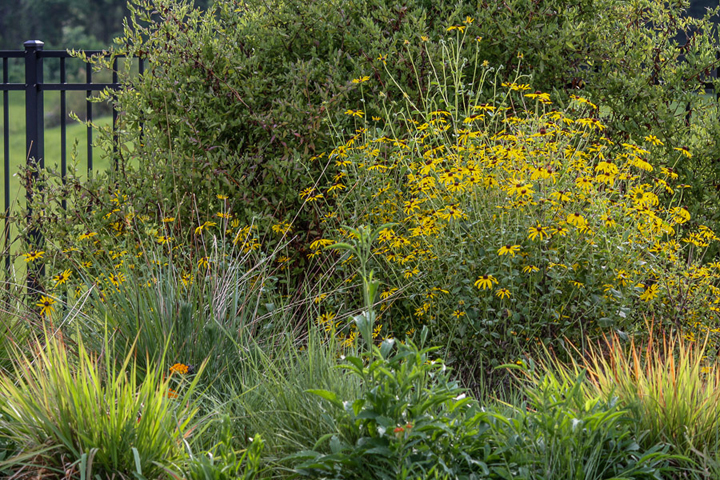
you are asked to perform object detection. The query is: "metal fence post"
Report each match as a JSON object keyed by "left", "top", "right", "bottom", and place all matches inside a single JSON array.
[{"left": 24, "top": 40, "right": 44, "bottom": 294}]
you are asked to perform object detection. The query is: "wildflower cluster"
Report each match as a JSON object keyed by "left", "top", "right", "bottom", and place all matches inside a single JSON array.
[
  {"left": 18, "top": 189, "right": 267, "bottom": 310},
  {"left": 306, "top": 85, "right": 720, "bottom": 366}
]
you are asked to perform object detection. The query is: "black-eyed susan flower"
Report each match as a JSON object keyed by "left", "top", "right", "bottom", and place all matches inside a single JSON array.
[
  {"left": 372, "top": 324, "right": 383, "bottom": 339},
  {"left": 194, "top": 221, "right": 216, "bottom": 235},
  {"left": 497, "top": 245, "right": 521, "bottom": 257},
  {"left": 644, "top": 135, "right": 663, "bottom": 146},
  {"left": 674, "top": 146, "right": 692, "bottom": 158},
  {"left": 475, "top": 274, "right": 498, "bottom": 290},
  {"left": 567, "top": 213, "right": 587, "bottom": 228},
  {"left": 36, "top": 295, "right": 56, "bottom": 316},
  {"left": 669, "top": 207, "right": 690, "bottom": 224},
  {"left": 52, "top": 269, "right": 72, "bottom": 286},
  {"left": 23, "top": 250, "right": 45, "bottom": 262},
  {"left": 527, "top": 224, "right": 550, "bottom": 241},
  {"left": 495, "top": 288, "right": 511, "bottom": 299},
  {"left": 639, "top": 283, "right": 659, "bottom": 302},
  {"left": 108, "top": 273, "right": 126, "bottom": 287}
]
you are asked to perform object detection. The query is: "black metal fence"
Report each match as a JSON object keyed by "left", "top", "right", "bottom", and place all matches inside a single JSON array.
[{"left": 1, "top": 40, "right": 141, "bottom": 286}]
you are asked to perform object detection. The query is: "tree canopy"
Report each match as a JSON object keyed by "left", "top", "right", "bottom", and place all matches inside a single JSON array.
[{"left": 0, "top": 0, "right": 213, "bottom": 50}]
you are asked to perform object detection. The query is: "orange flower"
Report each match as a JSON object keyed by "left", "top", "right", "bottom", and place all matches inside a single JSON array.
[{"left": 169, "top": 363, "right": 189, "bottom": 375}]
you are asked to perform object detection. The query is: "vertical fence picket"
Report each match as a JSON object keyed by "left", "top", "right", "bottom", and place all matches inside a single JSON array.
[
  {"left": 24, "top": 40, "right": 44, "bottom": 294},
  {"left": 60, "top": 57, "right": 67, "bottom": 211},
  {"left": 86, "top": 65, "right": 93, "bottom": 174},
  {"left": 3, "top": 57, "right": 9, "bottom": 274}
]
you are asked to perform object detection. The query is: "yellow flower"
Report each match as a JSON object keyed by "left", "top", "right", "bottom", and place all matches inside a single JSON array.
[
  {"left": 36, "top": 295, "right": 56, "bottom": 316},
  {"left": 404, "top": 267, "right": 419, "bottom": 278},
  {"left": 310, "top": 238, "right": 335, "bottom": 250},
  {"left": 528, "top": 224, "right": 550, "bottom": 241},
  {"left": 523, "top": 265, "right": 539, "bottom": 274},
  {"left": 446, "top": 25, "right": 466, "bottom": 33},
  {"left": 352, "top": 76, "right": 370, "bottom": 84},
  {"left": 194, "top": 221, "right": 216, "bottom": 235},
  {"left": 566, "top": 213, "right": 587, "bottom": 228},
  {"left": 495, "top": 288, "right": 511, "bottom": 299},
  {"left": 475, "top": 274, "right": 498, "bottom": 290},
  {"left": 669, "top": 207, "right": 690, "bottom": 224},
  {"left": 162, "top": 217, "right": 175, "bottom": 223},
  {"left": 23, "top": 250, "right": 45, "bottom": 262},
  {"left": 344, "top": 109, "right": 364, "bottom": 117},
  {"left": 452, "top": 310, "right": 466, "bottom": 318},
  {"left": 217, "top": 194, "right": 228, "bottom": 200},
  {"left": 372, "top": 324, "right": 382, "bottom": 339},
  {"left": 271, "top": 221, "right": 293, "bottom": 235},
  {"left": 639, "top": 283, "right": 658, "bottom": 302},
  {"left": 644, "top": 135, "right": 663, "bottom": 146},
  {"left": 108, "top": 273, "right": 126, "bottom": 287},
  {"left": 381, "top": 288, "right": 398, "bottom": 300},
  {"left": 78, "top": 232, "right": 97, "bottom": 240},
  {"left": 674, "top": 147, "right": 692, "bottom": 158},
  {"left": 52, "top": 269, "right": 72, "bottom": 286},
  {"left": 497, "top": 245, "right": 521, "bottom": 257}
]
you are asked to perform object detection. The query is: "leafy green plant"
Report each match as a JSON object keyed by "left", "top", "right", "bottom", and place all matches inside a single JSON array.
[
  {"left": 499, "top": 368, "right": 676, "bottom": 480},
  {"left": 0, "top": 328, "right": 204, "bottom": 478},
  {"left": 327, "top": 224, "right": 394, "bottom": 352},
  {"left": 289, "top": 328, "right": 510, "bottom": 479}
]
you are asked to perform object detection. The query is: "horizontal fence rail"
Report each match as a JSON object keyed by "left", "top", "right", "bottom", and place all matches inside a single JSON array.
[{"left": 1, "top": 40, "right": 141, "bottom": 292}]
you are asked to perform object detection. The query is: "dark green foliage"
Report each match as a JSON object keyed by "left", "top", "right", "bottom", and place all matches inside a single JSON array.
[
  {"left": 291, "top": 332, "right": 512, "bottom": 479},
  {"left": 84, "top": 0, "right": 468, "bottom": 266},
  {"left": 288, "top": 333, "right": 676, "bottom": 479}
]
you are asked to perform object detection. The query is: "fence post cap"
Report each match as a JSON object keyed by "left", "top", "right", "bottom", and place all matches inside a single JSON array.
[{"left": 23, "top": 40, "right": 44, "bottom": 50}]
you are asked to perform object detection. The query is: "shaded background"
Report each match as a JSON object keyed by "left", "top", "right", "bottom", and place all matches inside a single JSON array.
[{"left": 0, "top": 0, "right": 213, "bottom": 50}]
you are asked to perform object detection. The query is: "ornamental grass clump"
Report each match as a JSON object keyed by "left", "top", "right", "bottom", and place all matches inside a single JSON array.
[
  {"left": 580, "top": 328, "right": 720, "bottom": 462},
  {"left": 304, "top": 33, "right": 720, "bottom": 376},
  {"left": 0, "top": 329, "right": 204, "bottom": 478}
]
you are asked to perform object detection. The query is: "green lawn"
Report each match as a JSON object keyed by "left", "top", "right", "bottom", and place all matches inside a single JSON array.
[{"left": 1, "top": 93, "right": 112, "bottom": 281}]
